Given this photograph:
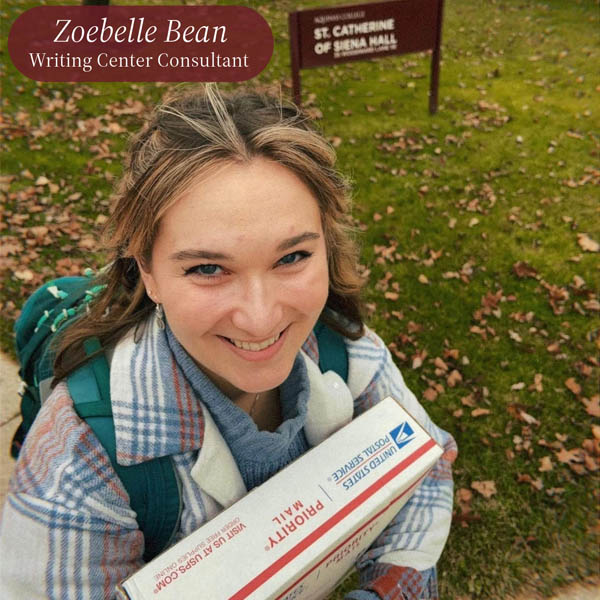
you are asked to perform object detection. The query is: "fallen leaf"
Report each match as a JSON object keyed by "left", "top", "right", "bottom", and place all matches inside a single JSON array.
[
  {"left": 461, "top": 394, "right": 476, "bottom": 407},
  {"left": 529, "top": 373, "right": 543, "bottom": 393},
  {"left": 512, "top": 261, "right": 538, "bottom": 278},
  {"left": 447, "top": 369, "right": 463, "bottom": 387},
  {"left": 577, "top": 233, "right": 599, "bottom": 252},
  {"left": 583, "top": 396, "right": 600, "bottom": 417},
  {"left": 519, "top": 410, "right": 541, "bottom": 426},
  {"left": 411, "top": 350, "right": 427, "bottom": 369},
  {"left": 471, "top": 480, "right": 497, "bottom": 498},
  {"left": 468, "top": 217, "right": 480, "bottom": 227},
  {"left": 423, "top": 388, "right": 438, "bottom": 402},
  {"left": 14, "top": 269, "right": 34, "bottom": 281},
  {"left": 583, "top": 299, "right": 600, "bottom": 312},
  {"left": 457, "top": 488, "right": 473, "bottom": 504},
  {"left": 509, "top": 329, "right": 523, "bottom": 343},
  {"left": 472, "top": 408, "right": 491, "bottom": 417},
  {"left": 539, "top": 456, "right": 554, "bottom": 472},
  {"left": 434, "top": 357, "right": 449, "bottom": 371},
  {"left": 511, "top": 382, "right": 525, "bottom": 391},
  {"left": 565, "top": 378, "right": 582, "bottom": 396},
  {"left": 418, "top": 274, "right": 429, "bottom": 284},
  {"left": 384, "top": 291, "right": 399, "bottom": 301},
  {"left": 517, "top": 473, "right": 543, "bottom": 491},
  {"left": 555, "top": 447, "right": 584, "bottom": 464}
]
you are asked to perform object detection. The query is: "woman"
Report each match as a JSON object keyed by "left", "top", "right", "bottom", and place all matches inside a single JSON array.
[{"left": 0, "top": 86, "right": 456, "bottom": 599}]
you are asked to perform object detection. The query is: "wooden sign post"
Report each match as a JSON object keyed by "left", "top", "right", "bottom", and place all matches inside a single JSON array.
[{"left": 289, "top": 0, "right": 445, "bottom": 114}]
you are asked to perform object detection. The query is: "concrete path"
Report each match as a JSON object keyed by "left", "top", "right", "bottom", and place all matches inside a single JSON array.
[
  {"left": 0, "top": 351, "right": 597, "bottom": 598},
  {"left": 0, "top": 350, "right": 20, "bottom": 516}
]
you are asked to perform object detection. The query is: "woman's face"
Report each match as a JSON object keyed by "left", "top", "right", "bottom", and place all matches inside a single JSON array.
[{"left": 139, "top": 157, "right": 330, "bottom": 397}]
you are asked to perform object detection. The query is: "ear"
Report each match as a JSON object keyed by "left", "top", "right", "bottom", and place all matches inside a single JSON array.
[{"left": 136, "top": 257, "right": 160, "bottom": 304}]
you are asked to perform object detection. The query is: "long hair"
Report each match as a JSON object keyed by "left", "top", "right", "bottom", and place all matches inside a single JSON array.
[{"left": 53, "top": 85, "right": 364, "bottom": 381}]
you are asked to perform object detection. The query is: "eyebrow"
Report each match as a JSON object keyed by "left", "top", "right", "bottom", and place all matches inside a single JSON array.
[{"left": 169, "top": 231, "right": 321, "bottom": 262}]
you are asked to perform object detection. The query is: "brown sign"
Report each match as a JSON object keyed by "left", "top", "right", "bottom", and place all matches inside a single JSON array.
[
  {"left": 8, "top": 6, "right": 273, "bottom": 82},
  {"left": 289, "top": 0, "right": 445, "bottom": 113}
]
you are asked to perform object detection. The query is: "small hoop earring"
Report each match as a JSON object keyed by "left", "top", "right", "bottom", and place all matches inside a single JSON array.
[{"left": 155, "top": 303, "right": 165, "bottom": 330}]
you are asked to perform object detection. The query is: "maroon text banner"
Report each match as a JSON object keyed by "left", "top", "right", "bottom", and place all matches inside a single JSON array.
[{"left": 9, "top": 6, "right": 273, "bottom": 82}]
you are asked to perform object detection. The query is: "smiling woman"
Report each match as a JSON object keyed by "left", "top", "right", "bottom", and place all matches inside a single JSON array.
[{"left": 0, "top": 85, "right": 456, "bottom": 600}]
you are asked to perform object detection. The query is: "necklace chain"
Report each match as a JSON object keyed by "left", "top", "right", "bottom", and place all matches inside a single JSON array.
[{"left": 249, "top": 392, "right": 260, "bottom": 416}]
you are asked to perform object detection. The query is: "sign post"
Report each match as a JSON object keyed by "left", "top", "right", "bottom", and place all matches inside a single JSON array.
[{"left": 289, "top": 0, "right": 445, "bottom": 114}]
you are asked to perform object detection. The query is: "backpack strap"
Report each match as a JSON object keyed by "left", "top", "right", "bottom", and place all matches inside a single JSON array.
[
  {"left": 64, "top": 324, "right": 345, "bottom": 561},
  {"left": 313, "top": 321, "right": 349, "bottom": 382},
  {"left": 67, "top": 338, "right": 181, "bottom": 562}
]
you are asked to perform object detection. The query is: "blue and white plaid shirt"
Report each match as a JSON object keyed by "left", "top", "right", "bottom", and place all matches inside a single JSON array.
[{"left": 0, "top": 314, "right": 456, "bottom": 600}]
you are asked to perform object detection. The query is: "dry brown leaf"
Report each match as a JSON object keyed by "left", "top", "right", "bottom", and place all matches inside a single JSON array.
[
  {"left": 434, "top": 357, "right": 449, "bottom": 371},
  {"left": 384, "top": 291, "right": 399, "bottom": 301},
  {"left": 472, "top": 408, "right": 491, "bottom": 417},
  {"left": 529, "top": 373, "right": 543, "bottom": 393},
  {"left": 517, "top": 473, "right": 544, "bottom": 491},
  {"left": 555, "top": 447, "right": 584, "bottom": 464},
  {"left": 584, "top": 454, "right": 599, "bottom": 472},
  {"left": 512, "top": 261, "right": 538, "bottom": 279},
  {"left": 519, "top": 410, "right": 541, "bottom": 426},
  {"left": 511, "top": 382, "right": 525, "bottom": 391},
  {"left": 373, "top": 212, "right": 383, "bottom": 221},
  {"left": 471, "top": 480, "right": 497, "bottom": 498},
  {"left": 509, "top": 329, "right": 523, "bottom": 343},
  {"left": 583, "top": 396, "right": 600, "bottom": 417},
  {"left": 583, "top": 299, "right": 600, "bottom": 312},
  {"left": 14, "top": 269, "right": 34, "bottom": 281},
  {"left": 447, "top": 369, "right": 463, "bottom": 387},
  {"left": 423, "top": 388, "right": 438, "bottom": 402},
  {"left": 461, "top": 394, "right": 476, "bottom": 407},
  {"left": 577, "top": 233, "right": 600, "bottom": 252},
  {"left": 411, "top": 350, "right": 427, "bottom": 369},
  {"left": 539, "top": 456, "right": 554, "bottom": 472},
  {"left": 565, "top": 377, "right": 582, "bottom": 396},
  {"left": 457, "top": 488, "right": 473, "bottom": 504},
  {"left": 418, "top": 274, "right": 429, "bottom": 284}
]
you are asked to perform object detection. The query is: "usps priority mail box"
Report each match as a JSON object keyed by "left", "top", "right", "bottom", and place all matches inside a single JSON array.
[{"left": 117, "top": 397, "right": 443, "bottom": 600}]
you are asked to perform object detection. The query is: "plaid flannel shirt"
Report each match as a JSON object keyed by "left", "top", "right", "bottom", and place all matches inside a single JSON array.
[{"left": 0, "top": 316, "right": 456, "bottom": 599}]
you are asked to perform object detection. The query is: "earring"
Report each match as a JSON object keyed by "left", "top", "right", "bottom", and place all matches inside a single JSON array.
[{"left": 155, "top": 303, "right": 165, "bottom": 330}]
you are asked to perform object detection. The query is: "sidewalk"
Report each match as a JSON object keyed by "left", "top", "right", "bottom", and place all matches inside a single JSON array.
[
  {"left": 0, "top": 350, "right": 20, "bottom": 515},
  {"left": 0, "top": 351, "right": 597, "bottom": 598}
]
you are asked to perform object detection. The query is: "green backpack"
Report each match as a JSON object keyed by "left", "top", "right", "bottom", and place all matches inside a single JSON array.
[{"left": 13, "top": 273, "right": 348, "bottom": 561}]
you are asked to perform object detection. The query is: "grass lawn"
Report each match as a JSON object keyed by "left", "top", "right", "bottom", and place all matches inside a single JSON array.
[{"left": 1, "top": 1, "right": 598, "bottom": 598}]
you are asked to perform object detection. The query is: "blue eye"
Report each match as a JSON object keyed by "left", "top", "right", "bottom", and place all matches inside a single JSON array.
[
  {"left": 278, "top": 251, "right": 312, "bottom": 266},
  {"left": 185, "top": 264, "right": 224, "bottom": 277}
]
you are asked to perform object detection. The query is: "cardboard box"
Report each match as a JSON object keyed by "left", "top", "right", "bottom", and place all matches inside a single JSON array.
[{"left": 117, "top": 397, "right": 442, "bottom": 600}]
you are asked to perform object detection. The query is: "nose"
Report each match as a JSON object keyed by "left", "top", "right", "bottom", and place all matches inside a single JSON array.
[{"left": 230, "top": 275, "right": 283, "bottom": 338}]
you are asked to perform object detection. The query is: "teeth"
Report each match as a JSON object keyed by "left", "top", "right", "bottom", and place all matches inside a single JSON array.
[{"left": 230, "top": 331, "right": 281, "bottom": 352}]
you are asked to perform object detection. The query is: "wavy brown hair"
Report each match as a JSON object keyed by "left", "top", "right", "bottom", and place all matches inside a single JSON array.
[{"left": 54, "top": 85, "right": 364, "bottom": 381}]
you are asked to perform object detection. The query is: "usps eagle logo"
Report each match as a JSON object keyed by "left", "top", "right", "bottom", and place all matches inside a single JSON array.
[{"left": 389, "top": 422, "right": 416, "bottom": 450}]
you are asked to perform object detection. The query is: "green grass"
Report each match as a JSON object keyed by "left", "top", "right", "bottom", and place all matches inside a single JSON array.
[{"left": 1, "top": 1, "right": 599, "bottom": 598}]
